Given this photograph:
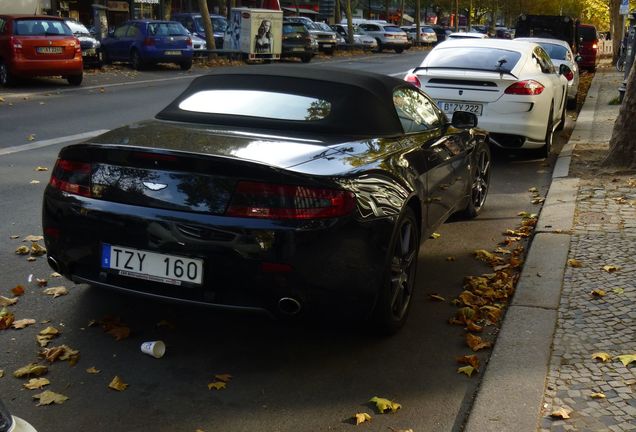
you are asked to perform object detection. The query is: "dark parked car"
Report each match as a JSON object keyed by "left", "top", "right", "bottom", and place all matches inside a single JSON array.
[
  {"left": 101, "top": 20, "right": 193, "bottom": 70},
  {"left": 286, "top": 17, "right": 337, "bottom": 54},
  {"left": 0, "top": 15, "right": 83, "bottom": 86},
  {"left": 42, "top": 66, "right": 491, "bottom": 334},
  {"left": 281, "top": 21, "right": 315, "bottom": 63},
  {"left": 172, "top": 12, "right": 227, "bottom": 49},
  {"left": 65, "top": 19, "right": 102, "bottom": 67},
  {"left": 578, "top": 23, "right": 599, "bottom": 71}
]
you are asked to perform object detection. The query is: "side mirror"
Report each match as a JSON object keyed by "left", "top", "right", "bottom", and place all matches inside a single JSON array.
[
  {"left": 559, "top": 63, "right": 573, "bottom": 76},
  {"left": 574, "top": 54, "right": 583, "bottom": 63},
  {"left": 451, "top": 111, "right": 478, "bottom": 129}
]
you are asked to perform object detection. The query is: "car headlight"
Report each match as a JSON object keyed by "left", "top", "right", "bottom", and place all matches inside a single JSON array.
[{"left": 94, "top": 40, "right": 101, "bottom": 48}]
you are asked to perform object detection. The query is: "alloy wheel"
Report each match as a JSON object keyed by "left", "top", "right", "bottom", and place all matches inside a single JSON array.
[
  {"left": 471, "top": 149, "right": 490, "bottom": 211},
  {"left": 388, "top": 216, "right": 418, "bottom": 321}
]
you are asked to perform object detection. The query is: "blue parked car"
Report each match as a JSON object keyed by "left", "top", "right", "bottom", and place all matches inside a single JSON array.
[{"left": 101, "top": 20, "right": 194, "bottom": 70}]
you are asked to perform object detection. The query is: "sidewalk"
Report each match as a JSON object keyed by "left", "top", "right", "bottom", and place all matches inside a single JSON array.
[{"left": 465, "top": 62, "right": 636, "bottom": 431}]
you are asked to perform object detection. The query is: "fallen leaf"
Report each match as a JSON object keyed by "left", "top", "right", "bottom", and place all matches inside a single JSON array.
[
  {"left": 0, "top": 370, "right": 3, "bottom": 378},
  {"left": 50, "top": 272, "right": 62, "bottom": 278},
  {"left": 107, "top": 325, "right": 130, "bottom": 341},
  {"left": 0, "top": 296, "right": 18, "bottom": 306},
  {"left": 108, "top": 376, "right": 128, "bottom": 391},
  {"left": 27, "top": 257, "right": 37, "bottom": 262},
  {"left": 30, "top": 180, "right": 40, "bottom": 184},
  {"left": 214, "top": 374, "right": 232, "bottom": 383},
  {"left": 33, "top": 390, "right": 68, "bottom": 406},
  {"left": 602, "top": 265, "right": 620, "bottom": 273},
  {"left": 369, "top": 396, "right": 401, "bottom": 414},
  {"left": 11, "top": 285, "right": 25, "bottom": 296},
  {"left": 590, "top": 392, "right": 606, "bottom": 399},
  {"left": 457, "top": 365, "right": 476, "bottom": 377},
  {"left": 27, "top": 134, "right": 36, "bottom": 141},
  {"left": 446, "top": 256, "right": 456, "bottom": 261},
  {"left": 466, "top": 333, "right": 492, "bottom": 351},
  {"left": 15, "top": 245, "right": 30, "bottom": 255},
  {"left": 30, "top": 243, "right": 47, "bottom": 257},
  {"left": 23, "top": 235, "right": 43, "bottom": 242},
  {"left": 208, "top": 381, "right": 226, "bottom": 390},
  {"left": 10, "top": 235, "right": 20, "bottom": 239},
  {"left": 36, "top": 326, "right": 60, "bottom": 347},
  {"left": 13, "top": 363, "right": 48, "bottom": 378},
  {"left": 430, "top": 232, "right": 441, "bottom": 239},
  {"left": 616, "top": 354, "right": 636, "bottom": 367},
  {"left": 429, "top": 294, "right": 446, "bottom": 302},
  {"left": 354, "top": 413, "right": 372, "bottom": 425},
  {"left": 612, "top": 287, "right": 625, "bottom": 295},
  {"left": 43, "top": 286, "right": 68, "bottom": 298},
  {"left": 567, "top": 259, "right": 582, "bottom": 268},
  {"left": 517, "top": 211, "right": 531, "bottom": 218},
  {"left": 550, "top": 407, "right": 571, "bottom": 419},
  {"left": 12, "top": 318, "right": 36, "bottom": 329},
  {"left": 528, "top": 187, "right": 538, "bottom": 193},
  {"left": 86, "top": 367, "right": 101, "bottom": 374},
  {"left": 24, "top": 378, "right": 50, "bottom": 390},
  {"left": 591, "top": 352, "right": 612, "bottom": 362},
  {"left": 457, "top": 354, "right": 480, "bottom": 369},
  {"left": 0, "top": 308, "right": 15, "bottom": 330},
  {"left": 36, "top": 278, "right": 47, "bottom": 287},
  {"left": 40, "top": 345, "right": 79, "bottom": 364},
  {"left": 34, "top": 166, "right": 48, "bottom": 172},
  {"left": 465, "top": 321, "right": 483, "bottom": 333},
  {"left": 591, "top": 289, "right": 606, "bottom": 297}
]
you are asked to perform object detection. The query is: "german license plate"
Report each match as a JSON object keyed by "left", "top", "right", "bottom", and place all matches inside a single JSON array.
[
  {"left": 437, "top": 101, "right": 483, "bottom": 116},
  {"left": 292, "top": 47, "right": 304, "bottom": 51},
  {"left": 322, "top": 44, "right": 331, "bottom": 48},
  {"left": 37, "top": 46, "right": 63, "bottom": 54},
  {"left": 164, "top": 50, "right": 181, "bottom": 55},
  {"left": 101, "top": 244, "right": 203, "bottom": 286},
  {"left": 82, "top": 48, "right": 96, "bottom": 56}
]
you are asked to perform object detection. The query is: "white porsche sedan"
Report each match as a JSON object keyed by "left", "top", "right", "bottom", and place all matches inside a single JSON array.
[{"left": 404, "top": 39, "right": 570, "bottom": 156}]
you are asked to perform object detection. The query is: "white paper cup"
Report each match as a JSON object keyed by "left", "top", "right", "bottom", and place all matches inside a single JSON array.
[{"left": 140, "top": 341, "right": 166, "bottom": 358}]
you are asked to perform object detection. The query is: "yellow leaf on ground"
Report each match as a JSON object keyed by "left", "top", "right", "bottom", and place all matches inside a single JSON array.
[
  {"left": 457, "top": 354, "right": 480, "bottom": 369},
  {"left": 108, "top": 376, "right": 128, "bottom": 391},
  {"left": 591, "top": 352, "right": 612, "bottom": 362},
  {"left": 27, "top": 256, "right": 37, "bottom": 262},
  {"left": 430, "top": 232, "right": 441, "bottom": 239},
  {"left": 354, "top": 413, "right": 372, "bottom": 425},
  {"left": 13, "top": 363, "right": 48, "bottom": 378},
  {"left": 528, "top": 187, "right": 538, "bottom": 193},
  {"left": 466, "top": 333, "right": 492, "bottom": 351},
  {"left": 29, "top": 180, "right": 40, "bottom": 184},
  {"left": 40, "top": 326, "right": 60, "bottom": 335},
  {"left": 36, "top": 326, "right": 60, "bottom": 347},
  {"left": 11, "top": 285, "right": 25, "bottom": 296},
  {"left": 27, "top": 134, "right": 36, "bottom": 141},
  {"left": 602, "top": 265, "right": 620, "bottom": 273},
  {"left": 465, "top": 322, "right": 483, "bottom": 333},
  {"left": 612, "top": 287, "right": 625, "bottom": 295},
  {"left": 86, "top": 367, "right": 101, "bottom": 374},
  {"left": 40, "top": 345, "right": 79, "bottom": 364},
  {"left": 15, "top": 246, "right": 30, "bottom": 255},
  {"left": 0, "top": 309, "right": 15, "bottom": 330},
  {"left": 616, "top": 354, "right": 636, "bottom": 367},
  {"left": 550, "top": 407, "right": 571, "bottom": 419},
  {"left": 33, "top": 390, "right": 68, "bottom": 406},
  {"left": 12, "top": 318, "right": 36, "bottom": 329},
  {"left": 50, "top": 272, "right": 62, "bottom": 278},
  {"left": 517, "top": 211, "right": 531, "bottom": 218},
  {"left": 591, "top": 289, "right": 606, "bottom": 297},
  {"left": 43, "top": 286, "right": 68, "bottom": 298},
  {"left": 30, "top": 243, "right": 47, "bottom": 256},
  {"left": 369, "top": 396, "right": 401, "bottom": 414},
  {"left": 446, "top": 256, "right": 456, "bottom": 261},
  {"left": 457, "top": 366, "right": 476, "bottom": 377},
  {"left": 10, "top": 235, "right": 20, "bottom": 239},
  {"left": 214, "top": 374, "right": 232, "bottom": 382},
  {"left": 590, "top": 392, "right": 606, "bottom": 399},
  {"left": 23, "top": 235, "right": 43, "bottom": 242},
  {"left": 34, "top": 166, "right": 48, "bottom": 172},
  {"left": 0, "top": 296, "right": 18, "bottom": 307},
  {"left": 208, "top": 381, "right": 226, "bottom": 390},
  {"left": 567, "top": 259, "right": 582, "bottom": 268},
  {"left": 23, "top": 378, "right": 50, "bottom": 390},
  {"left": 429, "top": 294, "right": 446, "bottom": 302},
  {"left": 0, "top": 370, "right": 3, "bottom": 378}
]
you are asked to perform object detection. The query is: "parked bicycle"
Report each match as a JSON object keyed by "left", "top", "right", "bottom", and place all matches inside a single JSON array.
[{"left": 616, "top": 38, "right": 626, "bottom": 72}]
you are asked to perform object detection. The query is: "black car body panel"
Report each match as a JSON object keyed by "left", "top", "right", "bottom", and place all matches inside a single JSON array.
[{"left": 42, "top": 66, "right": 489, "bottom": 326}]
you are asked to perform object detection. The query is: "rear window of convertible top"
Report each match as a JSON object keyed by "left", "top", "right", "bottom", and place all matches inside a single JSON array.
[{"left": 425, "top": 47, "right": 522, "bottom": 72}]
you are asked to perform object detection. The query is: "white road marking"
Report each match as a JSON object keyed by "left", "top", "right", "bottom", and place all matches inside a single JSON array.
[{"left": 0, "top": 130, "right": 109, "bottom": 156}]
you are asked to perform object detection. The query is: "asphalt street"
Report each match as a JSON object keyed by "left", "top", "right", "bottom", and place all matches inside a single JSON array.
[{"left": 0, "top": 50, "right": 573, "bottom": 431}]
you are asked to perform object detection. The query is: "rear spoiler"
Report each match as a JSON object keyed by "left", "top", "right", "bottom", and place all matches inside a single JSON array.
[{"left": 412, "top": 66, "right": 518, "bottom": 80}]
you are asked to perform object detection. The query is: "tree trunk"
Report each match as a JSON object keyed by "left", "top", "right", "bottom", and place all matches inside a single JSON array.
[
  {"left": 335, "top": 0, "right": 341, "bottom": 24},
  {"left": 163, "top": 0, "right": 172, "bottom": 20},
  {"left": 345, "top": 0, "right": 354, "bottom": 45},
  {"left": 198, "top": 0, "right": 217, "bottom": 58},
  {"left": 385, "top": 0, "right": 390, "bottom": 21},
  {"left": 415, "top": 0, "right": 420, "bottom": 45},
  {"left": 610, "top": 0, "right": 622, "bottom": 63},
  {"left": 602, "top": 57, "right": 636, "bottom": 170}
]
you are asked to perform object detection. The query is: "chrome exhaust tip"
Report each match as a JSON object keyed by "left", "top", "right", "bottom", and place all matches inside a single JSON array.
[{"left": 278, "top": 297, "right": 302, "bottom": 316}]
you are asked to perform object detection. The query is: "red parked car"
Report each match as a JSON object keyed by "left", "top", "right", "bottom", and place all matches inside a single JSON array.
[
  {"left": 0, "top": 15, "right": 83, "bottom": 86},
  {"left": 578, "top": 24, "right": 599, "bottom": 72}
]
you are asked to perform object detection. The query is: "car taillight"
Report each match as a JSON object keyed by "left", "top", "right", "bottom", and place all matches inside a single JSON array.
[
  {"left": 144, "top": 37, "right": 155, "bottom": 46},
  {"left": 49, "top": 159, "right": 92, "bottom": 197},
  {"left": 592, "top": 43, "right": 598, "bottom": 49},
  {"left": 73, "top": 37, "right": 81, "bottom": 54},
  {"left": 564, "top": 69, "right": 574, "bottom": 81},
  {"left": 384, "top": 33, "right": 393, "bottom": 38},
  {"left": 226, "top": 181, "right": 356, "bottom": 219},
  {"left": 186, "top": 37, "right": 192, "bottom": 47},
  {"left": 504, "top": 80, "right": 545, "bottom": 95},
  {"left": 10, "top": 36, "right": 22, "bottom": 54},
  {"left": 404, "top": 73, "right": 422, "bottom": 88}
]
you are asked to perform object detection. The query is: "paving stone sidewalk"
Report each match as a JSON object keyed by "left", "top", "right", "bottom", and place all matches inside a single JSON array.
[{"left": 538, "top": 68, "right": 636, "bottom": 431}]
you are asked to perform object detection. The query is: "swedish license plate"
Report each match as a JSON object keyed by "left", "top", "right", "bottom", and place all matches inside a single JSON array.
[
  {"left": 164, "top": 50, "right": 181, "bottom": 55},
  {"left": 101, "top": 244, "right": 203, "bottom": 286},
  {"left": 437, "top": 101, "right": 483, "bottom": 116},
  {"left": 37, "top": 46, "right": 63, "bottom": 54}
]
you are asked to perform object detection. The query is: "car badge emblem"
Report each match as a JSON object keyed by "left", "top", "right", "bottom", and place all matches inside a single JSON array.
[
  {"left": 459, "top": 90, "right": 463, "bottom": 95},
  {"left": 143, "top": 182, "right": 168, "bottom": 191}
]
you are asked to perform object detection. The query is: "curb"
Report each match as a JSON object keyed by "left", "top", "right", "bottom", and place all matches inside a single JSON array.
[{"left": 463, "top": 67, "right": 608, "bottom": 431}]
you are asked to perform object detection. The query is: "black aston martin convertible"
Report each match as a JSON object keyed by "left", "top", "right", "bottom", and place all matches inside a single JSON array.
[{"left": 42, "top": 66, "right": 491, "bottom": 333}]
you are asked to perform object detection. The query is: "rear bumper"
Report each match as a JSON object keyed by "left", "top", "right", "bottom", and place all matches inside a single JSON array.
[
  {"left": 9, "top": 57, "right": 83, "bottom": 77},
  {"left": 141, "top": 47, "right": 193, "bottom": 63}
]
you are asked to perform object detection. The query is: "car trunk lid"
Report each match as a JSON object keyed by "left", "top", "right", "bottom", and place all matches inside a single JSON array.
[
  {"left": 16, "top": 35, "right": 78, "bottom": 60},
  {"left": 416, "top": 69, "right": 518, "bottom": 103}
]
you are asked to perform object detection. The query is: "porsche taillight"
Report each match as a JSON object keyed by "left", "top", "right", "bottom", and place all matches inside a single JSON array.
[
  {"left": 226, "top": 181, "right": 355, "bottom": 219},
  {"left": 49, "top": 159, "right": 92, "bottom": 197},
  {"left": 404, "top": 73, "right": 422, "bottom": 88},
  {"left": 504, "top": 80, "right": 545, "bottom": 95}
]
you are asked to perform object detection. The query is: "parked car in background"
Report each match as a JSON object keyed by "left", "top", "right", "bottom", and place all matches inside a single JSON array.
[
  {"left": 494, "top": 27, "right": 512, "bottom": 39},
  {"left": 287, "top": 17, "right": 337, "bottom": 54},
  {"left": 357, "top": 21, "right": 409, "bottom": 52},
  {"left": 101, "top": 20, "right": 193, "bottom": 70},
  {"left": 64, "top": 19, "right": 102, "bottom": 67},
  {"left": 281, "top": 20, "right": 315, "bottom": 62},
  {"left": 172, "top": 12, "right": 227, "bottom": 49},
  {"left": 447, "top": 31, "right": 488, "bottom": 39},
  {"left": 0, "top": 14, "right": 83, "bottom": 86},
  {"left": 42, "top": 66, "right": 491, "bottom": 334},
  {"left": 516, "top": 37, "right": 581, "bottom": 108},
  {"left": 578, "top": 23, "right": 599, "bottom": 71},
  {"left": 404, "top": 39, "right": 570, "bottom": 157},
  {"left": 331, "top": 23, "right": 377, "bottom": 50},
  {"left": 186, "top": 30, "right": 206, "bottom": 54},
  {"left": 400, "top": 25, "right": 437, "bottom": 45},
  {"left": 430, "top": 25, "right": 447, "bottom": 44}
]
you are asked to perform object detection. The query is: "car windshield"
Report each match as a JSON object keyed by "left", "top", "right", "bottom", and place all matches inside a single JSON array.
[
  {"left": 425, "top": 47, "right": 521, "bottom": 72},
  {"left": 314, "top": 22, "right": 332, "bottom": 32},
  {"left": 579, "top": 26, "right": 597, "bottom": 41},
  {"left": 193, "top": 16, "right": 228, "bottom": 33},
  {"left": 148, "top": 22, "right": 188, "bottom": 36},
  {"left": 178, "top": 90, "right": 332, "bottom": 121},
  {"left": 383, "top": 26, "right": 403, "bottom": 33},
  {"left": 65, "top": 20, "right": 91, "bottom": 36},
  {"left": 14, "top": 19, "right": 72, "bottom": 36},
  {"left": 283, "top": 23, "right": 306, "bottom": 34},
  {"left": 538, "top": 43, "right": 568, "bottom": 60}
]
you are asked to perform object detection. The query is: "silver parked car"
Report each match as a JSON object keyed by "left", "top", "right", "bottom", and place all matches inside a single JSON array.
[
  {"left": 331, "top": 24, "right": 378, "bottom": 51},
  {"left": 357, "top": 21, "right": 409, "bottom": 53},
  {"left": 287, "top": 17, "right": 337, "bottom": 54}
]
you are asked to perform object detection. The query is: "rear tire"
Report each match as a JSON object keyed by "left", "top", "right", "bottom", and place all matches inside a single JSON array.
[
  {"left": 538, "top": 104, "right": 554, "bottom": 158},
  {"left": 130, "top": 49, "right": 144, "bottom": 70},
  {"left": 566, "top": 95, "right": 577, "bottom": 110},
  {"left": 0, "top": 61, "right": 15, "bottom": 86},
  {"left": 372, "top": 207, "right": 420, "bottom": 335},
  {"left": 556, "top": 99, "right": 566, "bottom": 131},
  {"left": 67, "top": 73, "right": 83, "bottom": 86},
  {"left": 375, "top": 39, "right": 383, "bottom": 52},
  {"left": 102, "top": 49, "right": 112, "bottom": 65},
  {"left": 394, "top": 47, "right": 404, "bottom": 53},
  {"left": 300, "top": 54, "right": 312, "bottom": 63},
  {"left": 179, "top": 60, "right": 192, "bottom": 71}
]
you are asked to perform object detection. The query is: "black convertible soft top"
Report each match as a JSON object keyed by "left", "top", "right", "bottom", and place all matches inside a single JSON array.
[{"left": 156, "top": 65, "right": 409, "bottom": 137}]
